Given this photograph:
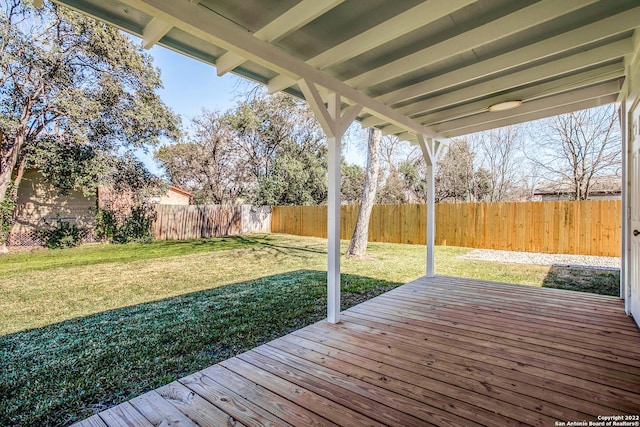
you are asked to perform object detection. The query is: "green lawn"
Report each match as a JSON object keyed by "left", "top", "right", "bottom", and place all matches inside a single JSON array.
[{"left": 0, "top": 234, "right": 618, "bottom": 426}]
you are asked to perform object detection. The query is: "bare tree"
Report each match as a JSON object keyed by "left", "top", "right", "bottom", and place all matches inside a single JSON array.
[
  {"left": 376, "top": 134, "right": 423, "bottom": 203},
  {"left": 346, "top": 127, "right": 381, "bottom": 257},
  {"left": 378, "top": 135, "right": 402, "bottom": 171},
  {"left": 528, "top": 105, "right": 621, "bottom": 200},
  {"left": 470, "top": 125, "right": 524, "bottom": 201},
  {"left": 155, "top": 110, "right": 250, "bottom": 204}
]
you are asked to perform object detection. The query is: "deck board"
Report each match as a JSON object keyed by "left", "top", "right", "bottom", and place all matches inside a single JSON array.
[{"left": 73, "top": 276, "right": 640, "bottom": 427}]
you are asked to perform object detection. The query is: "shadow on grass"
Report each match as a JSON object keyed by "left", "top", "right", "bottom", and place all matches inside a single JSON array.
[
  {"left": 0, "top": 235, "right": 274, "bottom": 275},
  {"left": 542, "top": 264, "right": 620, "bottom": 296},
  {"left": 237, "top": 234, "right": 328, "bottom": 258},
  {"left": 0, "top": 270, "right": 401, "bottom": 426},
  {"left": 1, "top": 235, "right": 332, "bottom": 277}
]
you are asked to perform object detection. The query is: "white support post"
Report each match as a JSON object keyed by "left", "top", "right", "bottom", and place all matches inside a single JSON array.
[
  {"left": 418, "top": 135, "right": 443, "bottom": 278},
  {"left": 327, "top": 132, "right": 341, "bottom": 323},
  {"left": 299, "top": 81, "right": 362, "bottom": 323},
  {"left": 425, "top": 162, "right": 435, "bottom": 278},
  {"left": 619, "top": 99, "right": 629, "bottom": 309}
]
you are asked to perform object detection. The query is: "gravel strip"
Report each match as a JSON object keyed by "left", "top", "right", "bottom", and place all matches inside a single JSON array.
[{"left": 461, "top": 248, "right": 621, "bottom": 269}]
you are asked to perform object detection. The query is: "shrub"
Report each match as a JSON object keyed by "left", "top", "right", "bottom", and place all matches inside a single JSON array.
[
  {"left": 0, "top": 185, "right": 17, "bottom": 246},
  {"left": 96, "top": 203, "right": 156, "bottom": 244},
  {"left": 40, "top": 221, "right": 88, "bottom": 249},
  {"left": 94, "top": 208, "right": 118, "bottom": 242}
]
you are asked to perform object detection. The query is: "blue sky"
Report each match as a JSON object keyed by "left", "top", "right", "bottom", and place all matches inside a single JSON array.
[
  {"left": 138, "top": 45, "right": 247, "bottom": 175},
  {"left": 150, "top": 45, "right": 251, "bottom": 117},
  {"left": 141, "top": 44, "right": 365, "bottom": 177}
]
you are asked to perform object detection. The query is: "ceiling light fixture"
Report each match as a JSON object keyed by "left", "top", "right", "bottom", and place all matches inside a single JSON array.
[{"left": 488, "top": 100, "right": 523, "bottom": 112}]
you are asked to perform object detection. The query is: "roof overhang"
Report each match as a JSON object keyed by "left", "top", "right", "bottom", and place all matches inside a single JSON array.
[{"left": 51, "top": 0, "right": 640, "bottom": 143}]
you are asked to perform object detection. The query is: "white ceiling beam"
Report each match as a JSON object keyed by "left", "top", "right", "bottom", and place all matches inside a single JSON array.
[
  {"left": 268, "top": 0, "right": 476, "bottom": 93},
  {"left": 395, "top": 132, "right": 416, "bottom": 143},
  {"left": 433, "top": 80, "right": 622, "bottom": 134},
  {"left": 422, "top": 64, "right": 625, "bottom": 126},
  {"left": 215, "top": 0, "right": 344, "bottom": 76},
  {"left": 142, "top": 17, "right": 172, "bottom": 49},
  {"left": 442, "top": 95, "right": 618, "bottom": 138},
  {"left": 377, "top": 126, "right": 397, "bottom": 136},
  {"left": 398, "top": 38, "right": 632, "bottom": 117},
  {"left": 628, "top": 26, "right": 640, "bottom": 75},
  {"left": 376, "top": 7, "right": 640, "bottom": 106},
  {"left": 379, "top": 124, "right": 404, "bottom": 135},
  {"left": 345, "top": 0, "right": 599, "bottom": 90},
  {"left": 125, "top": 0, "right": 443, "bottom": 140},
  {"left": 362, "top": 62, "right": 626, "bottom": 129}
]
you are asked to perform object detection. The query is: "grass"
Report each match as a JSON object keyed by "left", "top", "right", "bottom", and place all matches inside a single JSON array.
[{"left": 0, "top": 233, "right": 619, "bottom": 426}]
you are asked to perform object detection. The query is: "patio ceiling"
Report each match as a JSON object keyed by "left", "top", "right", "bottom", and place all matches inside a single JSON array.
[{"left": 51, "top": 0, "right": 640, "bottom": 142}]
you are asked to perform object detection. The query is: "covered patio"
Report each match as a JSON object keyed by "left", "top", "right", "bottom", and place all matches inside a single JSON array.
[
  {"left": 50, "top": 0, "right": 640, "bottom": 320},
  {"left": 49, "top": 0, "right": 640, "bottom": 424},
  {"left": 51, "top": 0, "right": 640, "bottom": 325},
  {"left": 74, "top": 276, "right": 640, "bottom": 426}
]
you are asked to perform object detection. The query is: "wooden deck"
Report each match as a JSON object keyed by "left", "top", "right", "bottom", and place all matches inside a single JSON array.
[{"left": 74, "top": 276, "right": 640, "bottom": 427}]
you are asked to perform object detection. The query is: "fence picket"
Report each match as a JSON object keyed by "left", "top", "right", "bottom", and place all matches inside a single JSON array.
[
  {"left": 152, "top": 205, "right": 243, "bottom": 240},
  {"left": 271, "top": 200, "right": 622, "bottom": 256}
]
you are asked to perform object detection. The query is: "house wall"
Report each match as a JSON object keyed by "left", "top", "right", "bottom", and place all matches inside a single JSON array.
[
  {"left": 622, "top": 36, "right": 640, "bottom": 322},
  {"left": 157, "top": 188, "right": 190, "bottom": 205},
  {"left": 11, "top": 169, "right": 96, "bottom": 234},
  {"left": 97, "top": 186, "right": 136, "bottom": 215}
]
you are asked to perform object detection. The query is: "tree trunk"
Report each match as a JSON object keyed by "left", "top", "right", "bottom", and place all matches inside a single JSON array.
[
  {"left": 0, "top": 165, "right": 14, "bottom": 206},
  {"left": 0, "top": 133, "right": 25, "bottom": 252},
  {"left": 346, "top": 128, "right": 381, "bottom": 257}
]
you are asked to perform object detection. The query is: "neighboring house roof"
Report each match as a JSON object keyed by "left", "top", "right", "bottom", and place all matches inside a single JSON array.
[{"left": 534, "top": 176, "right": 622, "bottom": 197}]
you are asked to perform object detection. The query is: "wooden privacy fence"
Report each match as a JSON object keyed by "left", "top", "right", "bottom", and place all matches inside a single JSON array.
[
  {"left": 153, "top": 204, "right": 242, "bottom": 240},
  {"left": 271, "top": 200, "right": 622, "bottom": 257}
]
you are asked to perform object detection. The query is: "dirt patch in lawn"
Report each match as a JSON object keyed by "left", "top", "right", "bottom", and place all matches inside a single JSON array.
[{"left": 542, "top": 265, "right": 620, "bottom": 296}]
